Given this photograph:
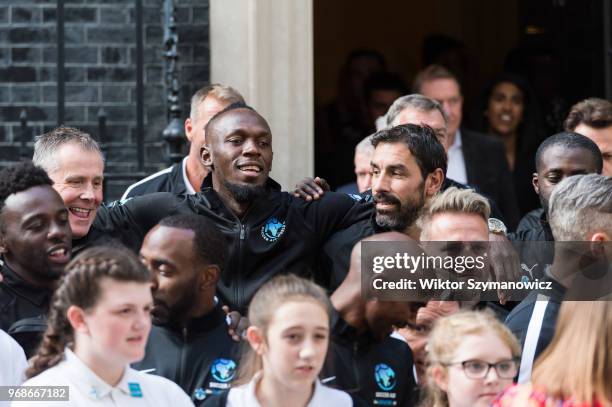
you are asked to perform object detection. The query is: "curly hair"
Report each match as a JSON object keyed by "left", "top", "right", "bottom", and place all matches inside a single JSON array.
[
  {"left": 26, "top": 245, "right": 150, "bottom": 378},
  {"left": 0, "top": 161, "right": 53, "bottom": 213}
]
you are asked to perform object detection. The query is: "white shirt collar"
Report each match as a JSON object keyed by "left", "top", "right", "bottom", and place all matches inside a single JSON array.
[
  {"left": 446, "top": 129, "right": 468, "bottom": 184},
  {"left": 64, "top": 348, "right": 135, "bottom": 401},
  {"left": 450, "top": 128, "right": 463, "bottom": 149},
  {"left": 181, "top": 156, "right": 197, "bottom": 194},
  {"left": 229, "top": 372, "right": 332, "bottom": 407}
]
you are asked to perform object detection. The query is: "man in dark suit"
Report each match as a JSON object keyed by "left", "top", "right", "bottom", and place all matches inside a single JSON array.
[{"left": 414, "top": 65, "right": 520, "bottom": 229}]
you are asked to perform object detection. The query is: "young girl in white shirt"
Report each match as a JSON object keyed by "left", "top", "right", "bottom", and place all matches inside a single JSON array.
[
  {"left": 16, "top": 246, "right": 193, "bottom": 407},
  {"left": 204, "top": 275, "right": 351, "bottom": 407}
]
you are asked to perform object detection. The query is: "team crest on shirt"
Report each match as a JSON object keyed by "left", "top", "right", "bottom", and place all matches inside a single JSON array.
[
  {"left": 374, "top": 363, "right": 396, "bottom": 391},
  {"left": 261, "top": 217, "right": 286, "bottom": 242},
  {"left": 193, "top": 387, "right": 207, "bottom": 401},
  {"left": 128, "top": 382, "right": 143, "bottom": 398},
  {"left": 211, "top": 358, "right": 237, "bottom": 384}
]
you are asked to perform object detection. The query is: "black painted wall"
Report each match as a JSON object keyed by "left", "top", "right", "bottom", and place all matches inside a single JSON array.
[{"left": 0, "top": 0, "right": 209, "bottom": 199}]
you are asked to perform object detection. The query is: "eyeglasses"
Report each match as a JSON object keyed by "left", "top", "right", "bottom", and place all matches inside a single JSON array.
[{"left": 443, "top": 359, "right": 519, "bottom": 379}]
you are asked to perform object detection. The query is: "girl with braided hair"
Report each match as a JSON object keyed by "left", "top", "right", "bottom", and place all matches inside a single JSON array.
[{"left": 18, "top": 245, "right": 194, "bottom": 406}]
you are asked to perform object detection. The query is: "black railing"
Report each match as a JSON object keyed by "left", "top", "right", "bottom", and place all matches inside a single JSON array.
[{"left": 162, "top": 0, "right": 185, "bottom": 165}]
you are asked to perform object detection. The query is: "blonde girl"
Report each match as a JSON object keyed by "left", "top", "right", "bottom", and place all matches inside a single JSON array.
[{"left": 422, "top": 310, "right": 520, "bottom": 407}]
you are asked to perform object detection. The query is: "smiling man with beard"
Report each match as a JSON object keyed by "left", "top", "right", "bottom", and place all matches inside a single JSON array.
[
  {"left": 88, "top": 103, "right": 370, "bottom": 310},
  {"left": 318, "top": 124, "right": 446, "bottom": 289},
  {"left": 0, "top": 162, "right": 72, "bottom": 357},
  {"left": 370, "top": 125, "right": 445, "bottom": 237}
]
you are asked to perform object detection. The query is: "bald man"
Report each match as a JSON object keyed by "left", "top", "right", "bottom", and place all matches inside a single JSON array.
[
  {"left": 322, "top": 231, "right": 423, "bottom": 407},
  {"left": 87, "top": 103, "right": 371, "bottom": 310}
]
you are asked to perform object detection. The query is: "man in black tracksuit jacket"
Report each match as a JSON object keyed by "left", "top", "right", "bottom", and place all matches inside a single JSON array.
[
  {"left": 0, "top": 163, "right": 73, "bottom": 357},
  {"left": 134, "top": 214, "right": 241, "bottom": 405},
  {"left": 86, "top": 105, "right": 370, "bottom": 310},
  {"left": 135, "top": 303, "right": 240, "bottom": 406},
  {"left": 321, "top": 232, "right": 421, "bottom": 406},
  {"left": 0, "top": 262, "right": 53, "bottom": 358},
  {"left": 322, "top": 310, "right": 418, "bottom": 407},
  {"left": 507, "top": 132, "right": 603, "bottom": 282}
]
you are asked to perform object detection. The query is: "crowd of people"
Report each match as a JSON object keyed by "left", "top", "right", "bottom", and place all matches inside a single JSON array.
[{"left": 0, "top": 60, "right": 611, "bottom": 407}]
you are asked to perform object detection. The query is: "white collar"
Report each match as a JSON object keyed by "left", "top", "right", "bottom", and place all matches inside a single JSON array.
[
  {"left": 64, "top": 348, "right": 137, "bottom": 401},
  {"left": 232, "top": 372, "right": 335, "bottom": 407},
  {"left": 450, "top": 129, "right": 463, "bottom": 149},
  {"left": 181, "top": 156, "right": 197, "bottom": 194}
]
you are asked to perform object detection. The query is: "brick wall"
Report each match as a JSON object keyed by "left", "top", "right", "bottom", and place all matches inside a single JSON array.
[{"left": 0, "top": 0, "right": 209, "bottom": 200}]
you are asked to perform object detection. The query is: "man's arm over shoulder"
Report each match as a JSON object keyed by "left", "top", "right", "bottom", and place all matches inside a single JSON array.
[
  {"left": 93, "top": 192, "right": 184, "bottom": 250},
  {"left": 303, "top": 191, "right": 373, "bottom": 240}
]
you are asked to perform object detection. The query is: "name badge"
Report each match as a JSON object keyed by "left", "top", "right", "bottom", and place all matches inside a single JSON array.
[{"left": 128, "top": 382, "right": 143, "bottom": 398}]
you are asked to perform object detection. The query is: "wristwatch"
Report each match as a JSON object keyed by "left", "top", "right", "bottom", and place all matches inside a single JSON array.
[{"left": 488, "top": 218, "right": 507, "bottom": 236}]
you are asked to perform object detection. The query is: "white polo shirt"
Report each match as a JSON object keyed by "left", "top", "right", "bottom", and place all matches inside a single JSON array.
[
  {"left": 227, "top": 372, "right": 352, "bottom": 407},
  {"left": 0, "top": 330, "right": 27, "bottom": 386},
  {"left": 14, "top": 348, "right": 194, "bottom": 407},
  {"left": 1, "top": 330, "right": 27, "bottom": 407}
]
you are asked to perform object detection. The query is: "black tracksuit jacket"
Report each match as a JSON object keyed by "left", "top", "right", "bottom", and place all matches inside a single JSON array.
[
  {"left": 319, "top": 178, "right": 506, "bottom": 291},
  {"left": 88, "top": 175, "right": 371, "bottom": 310},
  {"left": 320, "top": 311, "right": 418, "bottom": 407},
  {"left": 133, "top": 304, "right": 241, "bottom": 406},
  {"left": 0, "top": 263, "right": 52, "bottom": 357}
]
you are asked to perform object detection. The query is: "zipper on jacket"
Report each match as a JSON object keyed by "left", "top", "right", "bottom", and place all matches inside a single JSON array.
[
  {"left": 178, "top": 327, "right": 188, "bottom": 386},
  {"left": 234, "top": 223, "right": 246, "bottom": 310},
  {"left": 352, "top": 341, "right": 361, "bottom": 392}
]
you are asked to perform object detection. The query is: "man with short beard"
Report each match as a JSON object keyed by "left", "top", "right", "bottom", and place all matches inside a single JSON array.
[
  {"left": 88, "top": 103, "right": 370, "bottom": 310},
  {"left": 319, "top": 124, "right": 446, "bottom": 289},
  {"left": 135, "top": 214, "right": 239, "bottom": 405},
  {"left": 370, "top": 125, "right": 445, "bottom": 235}
]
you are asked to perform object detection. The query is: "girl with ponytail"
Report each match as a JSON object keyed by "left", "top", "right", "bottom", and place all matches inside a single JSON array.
[
  {"left": 19, "top": 245, "right": 194, "bottom": 406},
  {"left": 203, "top": 275, "right": 351, "bottom": 407}
]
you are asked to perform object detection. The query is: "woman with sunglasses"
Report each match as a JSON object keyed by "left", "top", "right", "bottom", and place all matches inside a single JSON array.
[{"left": 420, "top": 310, "right": 520, "bottom": 407}]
